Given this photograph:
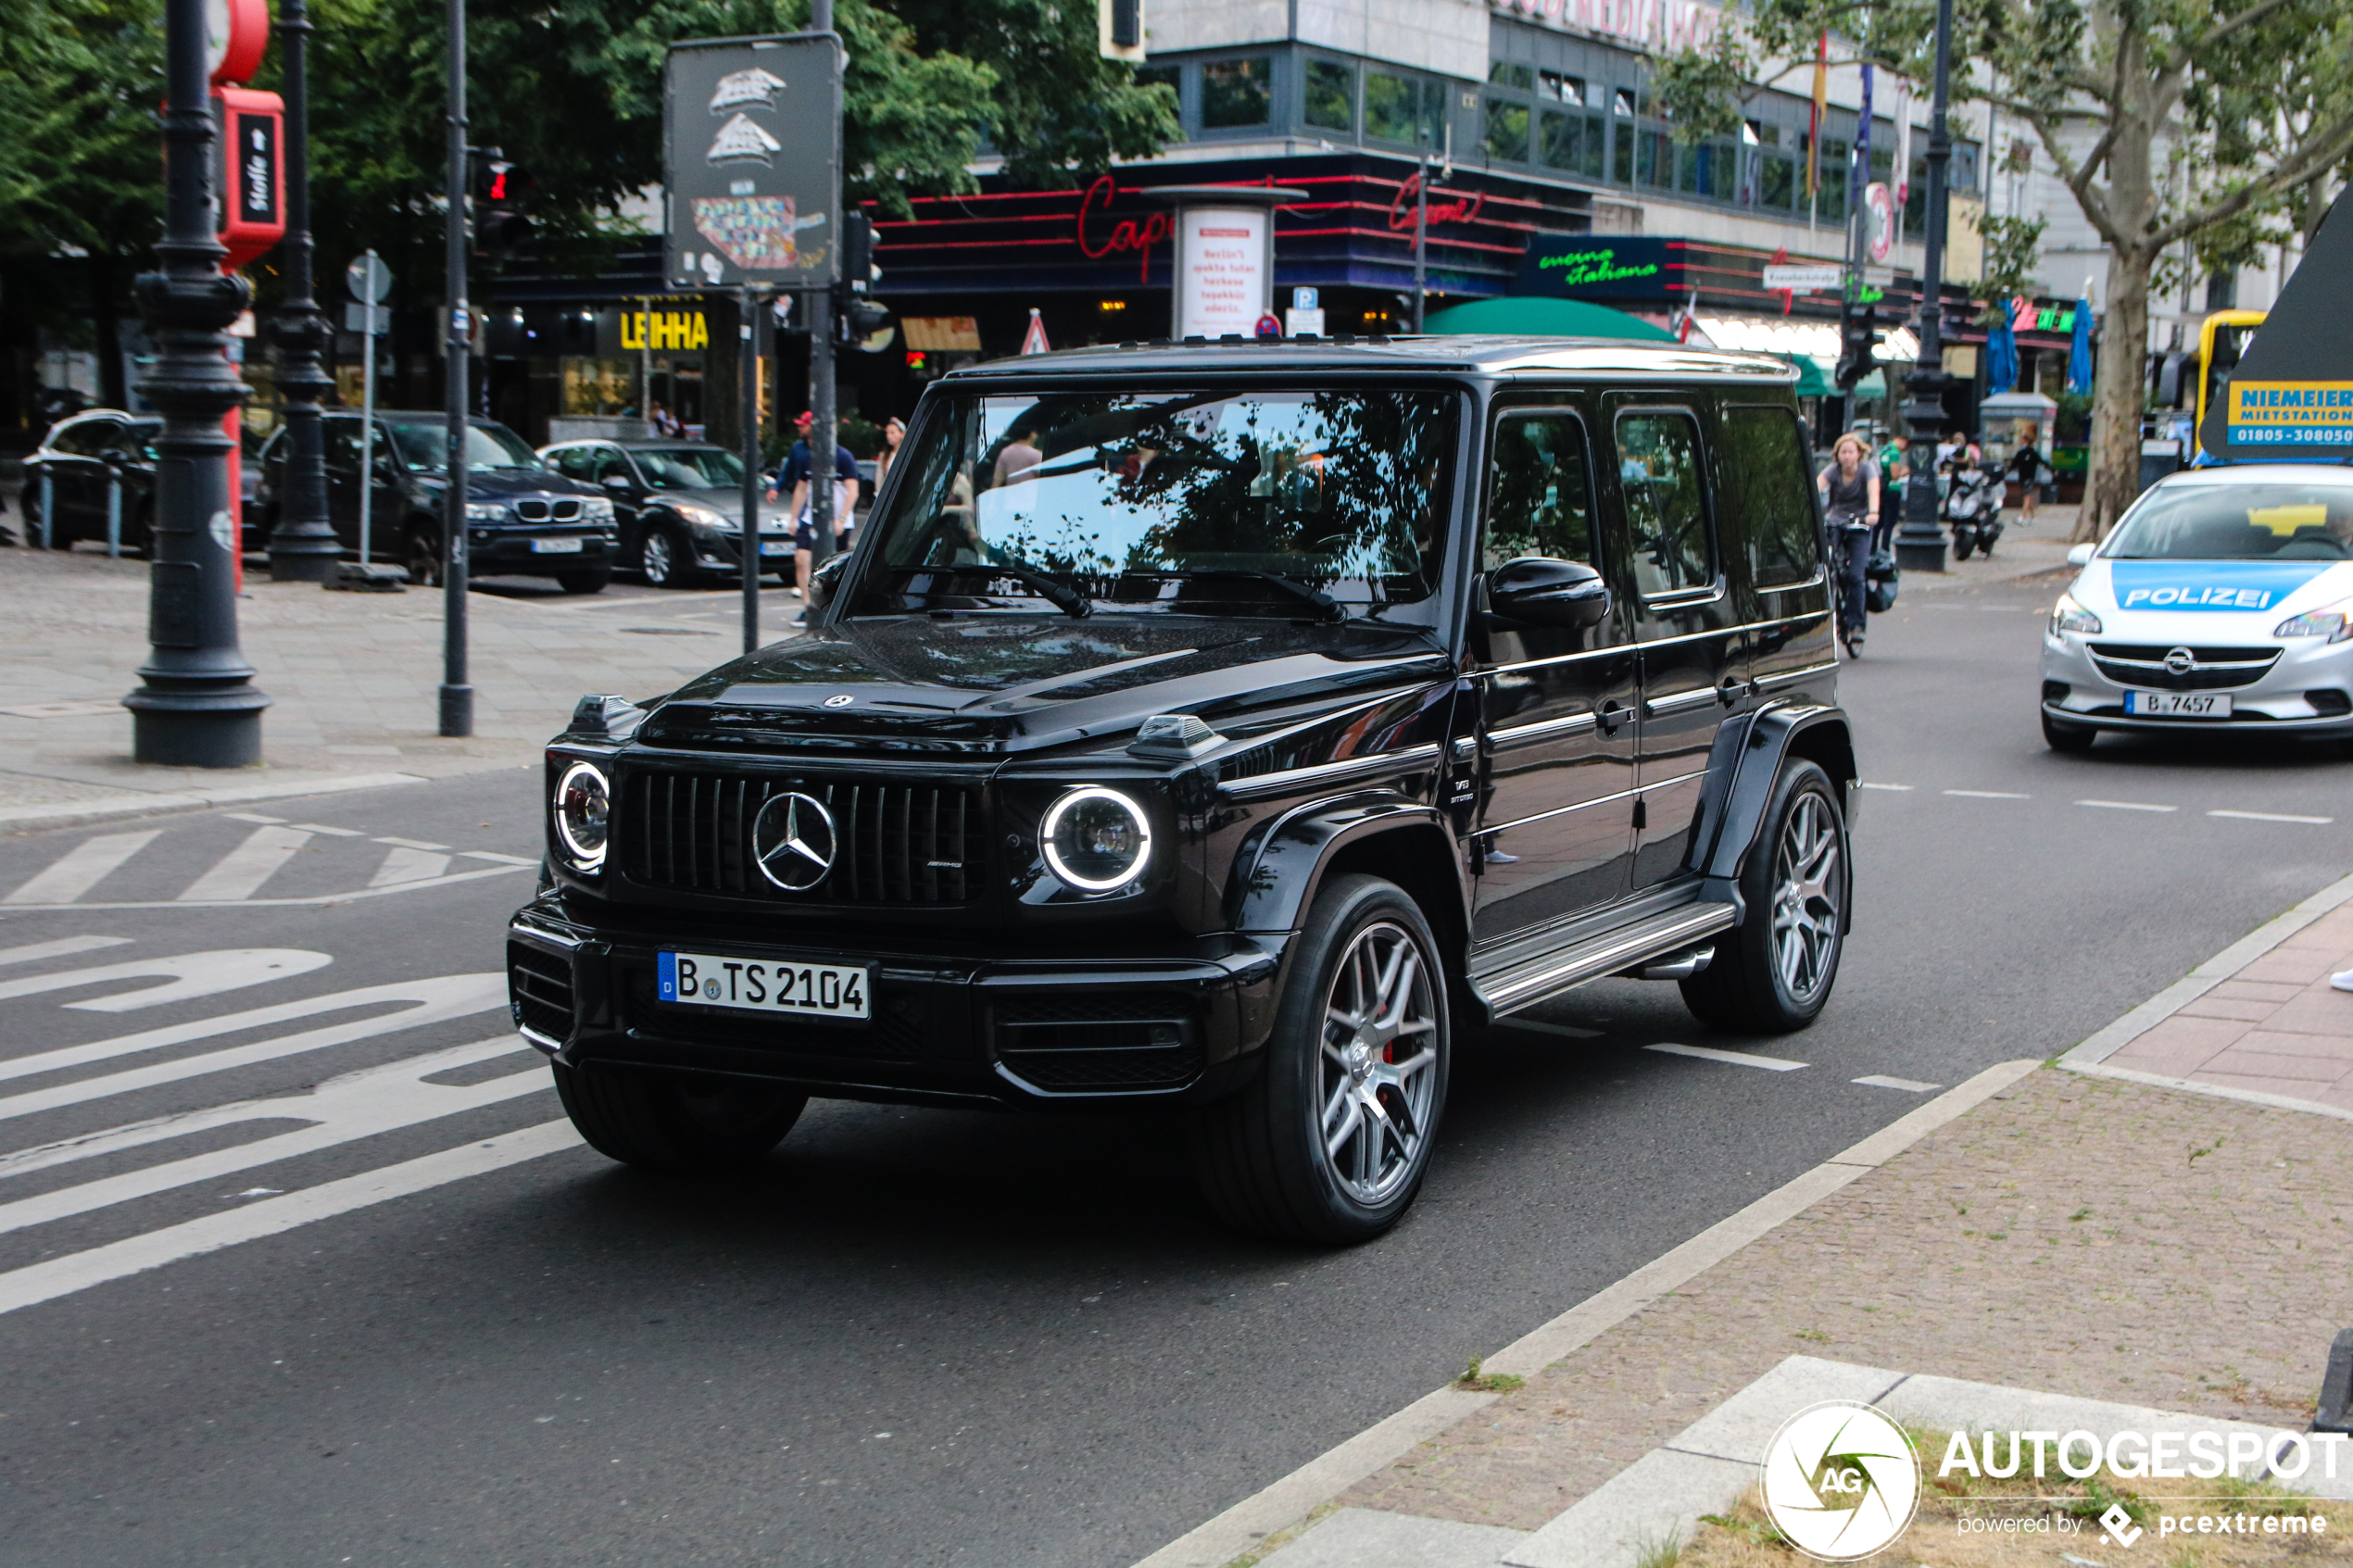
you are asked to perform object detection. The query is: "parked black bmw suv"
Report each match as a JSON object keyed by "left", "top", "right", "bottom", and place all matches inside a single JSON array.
[{"left": 509, "top": 337, "right": 1854, "bottom": 1241}]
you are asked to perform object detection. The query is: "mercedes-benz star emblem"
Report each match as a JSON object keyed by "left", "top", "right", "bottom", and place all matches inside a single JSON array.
[
  {"left": 750, "top": 792, "right": 837, "bottom": 892},
  {"left": 823, "top": 694, "right": 855, "bottom": 709},
  {"left": 2165, "top": 646, "right": 2196, "bottom": 675}
]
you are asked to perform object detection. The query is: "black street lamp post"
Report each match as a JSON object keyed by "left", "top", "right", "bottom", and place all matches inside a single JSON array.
[
  {"left": 124, "top": 0, "right": 271, "bottom": 766},
  {"left": 439, "top": 0, "right": 472, "bottom": 736},
  {"left": 265, "top": 0, "right": 342, "bottom": 583},
  {"left": 1895, "top": 0, "right": 1956, "bottom": 572}
]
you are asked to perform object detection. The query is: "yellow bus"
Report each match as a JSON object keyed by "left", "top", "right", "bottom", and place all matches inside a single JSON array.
[{"left": 2192, "top": 307, "right": 2267, "bottom": 460}]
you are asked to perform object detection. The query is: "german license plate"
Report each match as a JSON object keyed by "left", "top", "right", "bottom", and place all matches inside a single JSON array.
[
  {"left": 658, "top": 950, "right": 871, "bottom": 1020},
  {"left": 760, "top": 540, "right": 789, "bottom": 556},
  {"left": 531, "top": 536, "right": 584, "bottom": 554},
  {"left": 2124, "top": 690, "right": 2232, "bottom": 717}
]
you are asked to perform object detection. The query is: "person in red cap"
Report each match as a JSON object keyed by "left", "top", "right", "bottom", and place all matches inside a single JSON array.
[{"left": 768, "top": 409, "right": 860, "bottom": 623}]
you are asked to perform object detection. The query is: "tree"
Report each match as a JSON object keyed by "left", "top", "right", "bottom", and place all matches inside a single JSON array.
[{"left": 1664, "top": 0, "right": 2353, "bottom": 537}]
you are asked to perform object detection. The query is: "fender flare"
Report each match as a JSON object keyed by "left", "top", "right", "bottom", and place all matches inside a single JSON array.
[
  {"left": 1227, "top": 790, "right": 1466, "bottom": 936},
  {"left": 1691, "top": 702, "right": 1856, "bottom": 922}
]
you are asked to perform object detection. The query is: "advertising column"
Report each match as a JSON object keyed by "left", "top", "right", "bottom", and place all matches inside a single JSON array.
[{"left": 1148, "top": 187, "right": 1305, "bottom": 340}]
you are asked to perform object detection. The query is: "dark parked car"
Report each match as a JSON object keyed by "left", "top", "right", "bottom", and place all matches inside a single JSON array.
[
  {"left": 509, "top": 337, "right": 1855, "bottom": 1241},
  {"left": 21, "top": 411, "right": 163, "bottom": 553},
  {"left": 540, "top": 438, "right": 791, "bottom": 586},
  {"left": 257, "top": 411, "right": 618, "bottom": 593}
]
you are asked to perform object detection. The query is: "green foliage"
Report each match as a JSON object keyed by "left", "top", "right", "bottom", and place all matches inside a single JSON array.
[
  {"left": 1649, "top": 27, "right": 1749, "bottom": 145},
  {"left": 0, "top": 0, "right": 164, "bottom": 270},
  {"left": 1977, "top": 214, "right": 2046, "bottom": 302}
]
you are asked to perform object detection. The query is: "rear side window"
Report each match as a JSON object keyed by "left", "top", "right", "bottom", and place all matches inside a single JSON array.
[
  {"left": 1613, "top": 409, "right": 1714, "bottom": 596},
  {"left": 51, "top": 420, "right": 117, "bottom": 458},
  {"left": 1484, "top": 411, "right": 1595, "bottom": 569},
  {"left": 1720, "top": 406, "right": 1820, "bottom": 587}
]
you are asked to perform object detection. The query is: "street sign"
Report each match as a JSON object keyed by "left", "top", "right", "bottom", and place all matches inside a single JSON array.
[
  {"left": 663, "top": 35, "right": 841, "bottom": 290},
  {"left": 346, "top": 253, "right": 393, "bottom": 304},
  {"left": 1762, "top": 264, "right": 1843, "bottom": 293},
  {"left": 1865, "top": 182, "right": 1894, "bottom": 262},
  {"left": 343, "top": 303, "right": 388, "bottom": 334},
  {"left": 213, "top": 87, "right": 284, "bottom": 270},
  {"left": 206, "top": 0, "right": 269, "bottom": 86}
]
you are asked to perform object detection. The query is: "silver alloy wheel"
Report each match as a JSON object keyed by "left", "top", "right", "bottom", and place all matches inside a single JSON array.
[
  {"left": 641, "top": 529, "right": 676, "bottom": 584},
  {"left": 1770, "top": 789, "right": 1843, "bottom": 1004},
  {"left": 1318, "top": 919, "right": 1441, "bottom": 1204}
]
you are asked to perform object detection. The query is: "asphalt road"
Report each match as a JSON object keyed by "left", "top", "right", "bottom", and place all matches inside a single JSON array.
[{"left": 0, "top": 569, "right": 2347, "bottom": 1568}]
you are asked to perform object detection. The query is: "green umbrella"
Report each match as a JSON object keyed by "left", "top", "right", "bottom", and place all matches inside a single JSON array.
[{"left": 1420, "top": 295, "right": 1678, "bottom": 342}]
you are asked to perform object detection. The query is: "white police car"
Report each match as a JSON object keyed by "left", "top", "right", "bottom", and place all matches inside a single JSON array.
[{"left": 2042, "top": 465, "right": 2353, "bottom": 750}]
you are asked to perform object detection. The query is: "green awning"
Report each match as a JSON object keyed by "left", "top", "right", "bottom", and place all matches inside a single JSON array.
[
  {"left": 1773, "top": 354, "right": 1884, "bottom": 398},
  {"left": 1421, "top": 295, "right": 1677, "bottom": 342}
]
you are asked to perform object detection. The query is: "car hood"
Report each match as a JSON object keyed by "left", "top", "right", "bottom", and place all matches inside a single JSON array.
[
  {"left": 633, "top": 615, "right": 1453, "bottom": 756},
  {"left": 443, "top": 468, "right": 603, "bottom": 500},
  {"left": 2070, "top": 558, "right": 2353, "bottom": 632}
]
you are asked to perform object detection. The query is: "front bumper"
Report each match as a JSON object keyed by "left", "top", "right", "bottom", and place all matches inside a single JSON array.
[
  {"left": 2042, "top": 630, "right": 2353, "bottom": 734},
  {"left": 506, "top": 893, "right": 1286, "bottom": 1108},
  {"left": 686, "top": 528, "right": 794, "bottom": 574}
]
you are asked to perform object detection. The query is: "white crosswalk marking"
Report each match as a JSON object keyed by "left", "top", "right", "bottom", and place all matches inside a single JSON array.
[
  {"left": 0, "top": 935, "right": 132, "bottom": 967},
  {"left": 0, "top": 949, "right": 330, "bottom": 1013},
  {"left": 178, "top": 825, "right": 313, "bottom": 901},
  {"left": 3, "top": 831, "right": 161, "bottom": 905},
  {"left": 369, "top": 846, "right": 454, "bottom": 886}
]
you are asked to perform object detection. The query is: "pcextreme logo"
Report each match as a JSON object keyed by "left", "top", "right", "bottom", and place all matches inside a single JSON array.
[{"left": 1759, "top": 1401, "right": 1923, "bottom": 1561}]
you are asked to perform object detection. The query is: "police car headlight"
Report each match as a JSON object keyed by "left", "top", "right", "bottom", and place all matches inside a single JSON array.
[
  {"left": 552, "top": 760, "right": 610, "bottom": 872},
  {"left": 2274, "top": 602, "right": 2353, "bottom": 643},
  {"left": 1041, "top": 787, "right": 1151, "bottom": 892},
  {"left": 2051, "top": 594, "right": 2102, "bottom": 636}
]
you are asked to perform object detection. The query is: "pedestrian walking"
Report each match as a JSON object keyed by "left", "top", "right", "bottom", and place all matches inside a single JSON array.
[
  {"left": 1817, "top": 432, "right": 1880, "bottom": 657},
  {"left": 2009, "top": 440, "right": 2048, "bottom": 524},
  {"left": 766, "top": 410, "right": 860, "bottom": 625},
  {"left": 875, "top": 416, "right": 906, "bottom": 495}
]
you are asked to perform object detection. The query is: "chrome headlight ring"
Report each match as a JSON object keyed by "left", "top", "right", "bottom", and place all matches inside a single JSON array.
[
  {"left": 552, "top": 759, "right": 611, "bottom": 872},
  {"left": 1040, "top": 786, "right": 1152, "bottom": 893}
]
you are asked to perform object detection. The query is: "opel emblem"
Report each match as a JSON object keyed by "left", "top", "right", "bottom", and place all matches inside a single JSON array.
[
  {"left": 2164, "top": 646, "right": 2196, "bottom": 675},
  {"left": 750, "top": 792, "right": 837, "bottom": 892},
  {"left": 823, "top": 694, "right": 855, "bottom": 709}
]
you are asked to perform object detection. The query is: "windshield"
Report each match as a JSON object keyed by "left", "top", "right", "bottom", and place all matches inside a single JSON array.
[
  {"left": 386, "top": 420, "right": 542, "bottom": 473},
  {"left": 635, "top": 446, "right": 744, "bottom": 489},
  {"left": 2104, "top": 483, "right": 2353, "bottom": 559},
  {"left": 854, "top": 389, "right": 1460, "bottom": 620}
]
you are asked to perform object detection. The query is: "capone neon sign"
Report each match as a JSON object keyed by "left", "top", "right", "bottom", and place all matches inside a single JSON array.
[{"left": 1076, "top": 175, "right": 1172, "bottom": 283}]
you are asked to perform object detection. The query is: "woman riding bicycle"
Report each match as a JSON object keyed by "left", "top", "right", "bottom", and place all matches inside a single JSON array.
[{"left": 1817, "top": 432, "right": 1880, "bottom": 657}]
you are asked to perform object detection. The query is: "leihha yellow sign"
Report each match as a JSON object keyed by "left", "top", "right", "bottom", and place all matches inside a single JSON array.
[{"left": 621, "top": 309, "right": 711, "bottom": 352}]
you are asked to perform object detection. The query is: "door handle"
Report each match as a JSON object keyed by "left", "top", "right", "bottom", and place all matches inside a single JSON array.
[
  {"left": 1717, "top": 678, "right": 1743, "bottom": 707},
  {"left": 1597, "top": 700, "right": 1628, "bottom": 734}
]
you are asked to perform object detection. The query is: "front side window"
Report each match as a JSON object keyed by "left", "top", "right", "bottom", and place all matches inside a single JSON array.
[
  {"left": 1303, "top": 59, "right": 1353, "bottom": 132},
  {"left": 1201, "top": 57, "right": 1271, "bottom": 129},
  {"left": 1720, "top": 406, "right": 1819, "bottom": 587},
  {"left": 1615, "top": 410, "right": 1714, "bottom": 596},
  {"left": 635, "top": 445, "right": 745, "bottom": 489},
  {"left": 1485, "top": 412, "right": 1594, "bottom": 569},
  {"left": 859, "top": 389, "right": 1461, "bottom": 620}
]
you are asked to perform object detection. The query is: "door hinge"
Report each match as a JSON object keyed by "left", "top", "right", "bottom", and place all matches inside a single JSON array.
[{"left": 1632, "top": 797, "right": 1648, "bottom": 830}]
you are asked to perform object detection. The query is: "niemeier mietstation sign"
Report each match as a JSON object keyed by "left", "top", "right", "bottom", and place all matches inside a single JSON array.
[{"left": 2202, "top": 190, "right": 2353, "bottom": 463}]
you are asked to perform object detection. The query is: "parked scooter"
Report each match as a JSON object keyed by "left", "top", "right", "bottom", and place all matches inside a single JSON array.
[{"left": 1944, "top": 458, "right": 2006, "bottom": 560}]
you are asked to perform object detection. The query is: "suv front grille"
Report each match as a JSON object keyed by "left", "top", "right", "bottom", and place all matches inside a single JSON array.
[
  {"left": 508, "top": 941, "right": 575, "bottom": 1045},
  {"left": 623, "top": 770, "right": 981, "bottom": 904},
  {"left": 2087, "top": 643, "right": 2281, "bottom": 691},
  {"left": 515, "top": 498, "right": 583, "bottom": 523},
  {"left": 991, "top": 995, "right": 1204, "bottom": 1093}
]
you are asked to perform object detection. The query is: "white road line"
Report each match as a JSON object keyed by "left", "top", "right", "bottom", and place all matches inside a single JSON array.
[
  {"left": 1854, "top": 1074, "right": 1943, "bottom": 1093},
  {"left": 1644, "top": 1042, "right": 1807, "bottom": 1072},
  {"left": 0, "top": 949, "right": 329, "bottom": 1014},
  {"left": 0, "top": 1120, "right": 580, "bottom": 1318},
  {"left": 1858, "top": 783, "right": 1914, "bottom": 792},
  {"left": 0, "top": 935, "right": 132, "bottom": 967},
  {"left": 290, "top": 822, "right": 365, "bottom": 836},
  {"left": 178, "top": 825, "right": 313, "bottom": 901},
  {"left": 0, "top": 973, "right": 507, "bottom": 1120},
  {"left": 371, "top": 836, "right": 449, "bottom": 851},
  {"left": 368, "top": 847, "right": 454, "bottom": 886},
  {"left": 222, "top": 812, "right": 286, "bottom": 825},
  {"left": 0, "top": 859, "right": 534, "bottom": 912},
  {"left": 1492, "top": 1019, "right": 1604, "bottom": 1040},
  {"left": 2076, "top": 799, "right": 2177, "bottom": 812},
  {"left": 3, "top": 831, "right": 161, "bottom": 906},
  {"left": 2208, "top": 809, "right": 2334, "bottom": 824},
  {"left": 1944, "top": 790, "right": 2030, "bottom": 799},
  {"left": 0, "top": 1039, "right": 546, "bottom": 1236},
  {"left": 459, "top": 850, "right": 539, "bottom": 865}
]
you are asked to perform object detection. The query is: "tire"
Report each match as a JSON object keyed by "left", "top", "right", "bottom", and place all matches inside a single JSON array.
[
  {"left": 552, "top": 1060, "right": 807, "bottom": 1173},
  {"left": 1189, "top": 873, "right": 1449, "bottom": 1243},
  {"left": 407, "top": 521, "right": 442, "bottom": 588},
  {"left": 639, "top": 525, "right": 687, "bottom": 587},
  {"left": 1953, "top": 530, "right": 1976, "bottom": 561},
  {"left": 2042, "top": 711, "right": 2097, "bottom": 753},
  {"left": 1680, "top": 759, "right": 1848, "bottom": 1034},
  {"left": 557, "top": 566, "right": 612, "bottom": 595}
]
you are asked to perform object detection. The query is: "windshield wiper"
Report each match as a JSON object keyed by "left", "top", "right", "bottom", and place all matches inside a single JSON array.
[
  {"left": 1179, "top": 570, "right": 1344, "bottom": 622},
  {"left": 987, "top": 559, "right": 1093, "bottom": 619}
]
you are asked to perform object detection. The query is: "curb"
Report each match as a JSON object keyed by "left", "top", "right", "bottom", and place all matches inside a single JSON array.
[
  {"left": 1128, "top": 1057, "right": 2043, "bottom": 1568},
  {"left": 0, "top": 772, "right": 428, "bottom": 834}
]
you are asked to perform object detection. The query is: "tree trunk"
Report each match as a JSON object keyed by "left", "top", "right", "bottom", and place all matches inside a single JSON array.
[
  {"left": 91, "top": 254, "right": 126, "bottom": 412},
  {"left": 2078, "top": 245, "right": 2153, "bottom": 541}
]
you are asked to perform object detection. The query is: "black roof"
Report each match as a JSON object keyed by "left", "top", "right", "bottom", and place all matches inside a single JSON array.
[
  {"left": 940, "top": 333, "right": 1796, "bottom": 383},
  {"left": 540, "top": 437, "right": 731, "bottom": 450}
]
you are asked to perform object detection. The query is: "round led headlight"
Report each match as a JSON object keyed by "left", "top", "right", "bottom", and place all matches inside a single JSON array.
[
  {"left": 1041, "top": 786, "right": 1152, "bottom": 893},
  {"left": 552, "top": 760, "right": 611, "bottom": 872}
]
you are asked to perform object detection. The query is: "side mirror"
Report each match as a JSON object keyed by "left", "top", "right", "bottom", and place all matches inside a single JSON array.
[
  {"left": 602, "top": 474, "right": 633, "bottom": 492},
  {"left": 2066, "top": 543, "right": 2095, "bottom": 568},
  {"left": 807, "top": 551, "right": 852, "bottom": 611},
  {"left": 1488, "top": 556, "right": 1612, "bottom": 630}
]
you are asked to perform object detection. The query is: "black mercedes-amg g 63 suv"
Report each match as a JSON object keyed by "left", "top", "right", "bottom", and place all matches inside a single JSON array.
[{"left": 508, "top": 336, "right": 1855, "bottom": 1242}]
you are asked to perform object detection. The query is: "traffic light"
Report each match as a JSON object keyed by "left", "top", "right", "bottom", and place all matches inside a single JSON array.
[
  {"left": 468, "top": 148, "right": 535, "bottom": 261},
  {"left": 836, "top": 211, "right": 891, "bottom": 350},
  {"left": 1834, "top": 300, "right": 1883, "bottom": 392}
]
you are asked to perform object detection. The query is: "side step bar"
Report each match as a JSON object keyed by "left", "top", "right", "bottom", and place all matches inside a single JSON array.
[{"left": 1471, "top": 901, "right": 1739, "bottom": 1018}]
